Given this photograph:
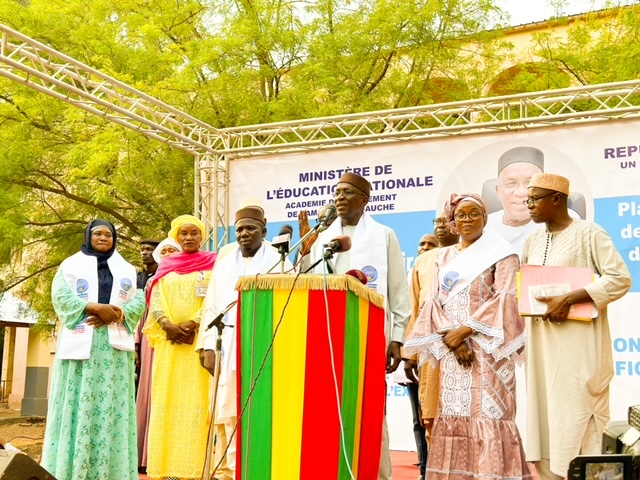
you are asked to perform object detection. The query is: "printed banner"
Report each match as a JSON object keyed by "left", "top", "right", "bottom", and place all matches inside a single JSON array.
[{"left": 228, "top": 119, "right": 640, "bottom": 450}]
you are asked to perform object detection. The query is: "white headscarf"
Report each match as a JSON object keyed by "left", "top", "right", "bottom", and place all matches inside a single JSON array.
[{"left": 152, "top": 238, "right": 182, "bottom": 264}]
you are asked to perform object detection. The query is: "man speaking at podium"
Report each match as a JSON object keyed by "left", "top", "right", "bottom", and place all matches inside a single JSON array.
[
  {"left": 300, "top": 172, "right": 411, "bottom": 480},
  {"left": 199, "top": 205, "right": 293, "bottom": 480}
]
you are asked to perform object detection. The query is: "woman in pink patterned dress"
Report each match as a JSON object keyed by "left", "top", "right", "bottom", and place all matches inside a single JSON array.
[{"left": 404, "top": 193, "right": 531, "bottom": 480}]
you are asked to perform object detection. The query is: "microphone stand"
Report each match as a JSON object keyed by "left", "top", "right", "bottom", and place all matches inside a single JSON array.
[
  {"left": 277, "top": 244, "right": 288, "bottom": 275},
  {"left": 303, "top": 248, "right": 337, "bottom": 274},
  {"left": 201, "top": 301, "right": 236, "bottom": 480},
  {"left": 266, "top": 223, "right": 325, "bottom": 274}
]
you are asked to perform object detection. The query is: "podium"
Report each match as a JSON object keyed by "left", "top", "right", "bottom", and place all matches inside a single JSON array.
[{"left": 235, "top": 274, "right": 386, "bottom": 480}]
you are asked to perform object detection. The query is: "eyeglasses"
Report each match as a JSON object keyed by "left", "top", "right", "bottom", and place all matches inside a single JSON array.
[
  {"left": 433, "top": 218, "right": 447, "bottom": 226},
  {"left": 333, "top": 188, "right": 364, "bottom": 198},
  {"left": 454, "top": 211, "right": 482, "bottom": 222},
  {"left": 523, "top": 192, "right": 555, "bottom": 207}
]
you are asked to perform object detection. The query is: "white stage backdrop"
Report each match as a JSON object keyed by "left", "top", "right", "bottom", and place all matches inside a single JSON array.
[{"left": 227, "top": 120, "right": 640, "bottom": 451}]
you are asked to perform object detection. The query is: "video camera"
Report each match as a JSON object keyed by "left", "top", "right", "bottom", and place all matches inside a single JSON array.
[
  {"left": 569, "top": 406, "right": 640, "bottom": 480},
  {"left": 568, "top": 455, "right": 632, "bottom": 480}
]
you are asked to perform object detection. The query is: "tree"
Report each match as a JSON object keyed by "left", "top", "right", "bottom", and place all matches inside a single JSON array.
[
  {"left": 0, "top": 0, "right": 512, "bottom": 325},
  {"left": 199, "top": 0, "right": 512, "bottom": 120},
  {"left": 499, "top": 3, "right": 640, "bottom": 93}
]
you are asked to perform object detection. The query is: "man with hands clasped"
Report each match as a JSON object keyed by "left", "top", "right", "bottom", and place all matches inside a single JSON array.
[{"left": 199, "top": 205, "right": 292, "bottom": 480}]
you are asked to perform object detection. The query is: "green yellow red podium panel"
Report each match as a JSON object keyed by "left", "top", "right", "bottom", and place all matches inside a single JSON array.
[{"left": 235, "top": 274, "right": 386, "bottom": 480}]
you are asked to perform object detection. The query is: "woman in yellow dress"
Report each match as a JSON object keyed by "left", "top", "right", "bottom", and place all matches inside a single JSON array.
[{"left": 143, "top": 215, "right": 216, "bottom": 480}]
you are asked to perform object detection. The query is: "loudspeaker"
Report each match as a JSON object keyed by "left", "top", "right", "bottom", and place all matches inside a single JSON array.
[{"left": 0, "top": 450, "right": 56, "bottom": 480}]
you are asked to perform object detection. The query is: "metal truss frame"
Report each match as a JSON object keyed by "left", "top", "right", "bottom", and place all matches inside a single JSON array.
[
  {"left": 209, "top": 79, "right": 640, "bottom": 243},
  {"left": 2, "top": 22, "right": 640, "bottom": 249},
  {"left": 0, "top": 24, "right": 227, "bottom": 246},
  {"left": 213, "top": 79, "right": 640, "bottom": 157}
]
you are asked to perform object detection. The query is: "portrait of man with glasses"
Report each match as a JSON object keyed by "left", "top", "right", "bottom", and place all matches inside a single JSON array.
[{"left": 485, "top": 146, "right": 581, "bottom": 257}]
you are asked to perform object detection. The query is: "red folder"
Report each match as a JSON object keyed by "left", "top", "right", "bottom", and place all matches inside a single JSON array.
[{"left": 517, "top": 264, "right": 597, "bottom": 321}]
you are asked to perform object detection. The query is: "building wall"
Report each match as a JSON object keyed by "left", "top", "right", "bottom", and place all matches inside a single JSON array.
[
  {"left": 1, "top": 327, "right": 14, "bottom": 402},
  {"left": 6, "top": 327, "right": 28, "bottom": 410}
]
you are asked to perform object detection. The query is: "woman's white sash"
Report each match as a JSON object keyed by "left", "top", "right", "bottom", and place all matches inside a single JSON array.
[
  {"left": 438, "top": 228, "right": 516, "bottom": 306},
  {"left": 57, "top": 251, "right": 137, "bottom": 360}
]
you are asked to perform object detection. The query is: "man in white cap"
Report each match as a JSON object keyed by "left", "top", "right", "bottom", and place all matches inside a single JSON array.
[
  {"left": 486, "top": 146, "right": 545, "bottom": 254},
  {"left": 523, "top": 173, "right": 631, "bottom": 480},
  {"left": 487, "top": 146, "right": 581, "bottom": 256}
]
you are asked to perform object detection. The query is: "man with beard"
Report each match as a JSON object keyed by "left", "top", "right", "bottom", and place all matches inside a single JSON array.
[{"left": 523, "top": 173, "right": 631, "bottom": 480}]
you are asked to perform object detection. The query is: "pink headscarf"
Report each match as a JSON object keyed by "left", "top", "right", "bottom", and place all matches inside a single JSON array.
[
  {"left": 146, "top": 250, "right": 217, "bottom": 305},
  {"left": 444, "top": 193, "right": 488, "bottom": 235}
]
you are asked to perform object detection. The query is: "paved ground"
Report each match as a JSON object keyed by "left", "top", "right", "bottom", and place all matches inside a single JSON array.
[
  {"left": 1, "top": 406, "right": 539, "bottom": 480},
  {"left": 1, "top": 405, "right": 422, "bottom": 479},
  {"left": 0, "top": 406, "right": 538, "bottom": 480},
  {"left": 139, "top": 452, "right": 422, "bottom": 480}
]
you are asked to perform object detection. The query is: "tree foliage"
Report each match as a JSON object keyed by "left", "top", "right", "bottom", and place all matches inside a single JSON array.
[
  {"left": 0, "top": 0, "right": 519, "bottom": 323},
  {"left": 497, "top": 2, "right": 640, "bottom": 94},
  {"left": 3, "top": 1, "right": 640, "bottom": 324}
]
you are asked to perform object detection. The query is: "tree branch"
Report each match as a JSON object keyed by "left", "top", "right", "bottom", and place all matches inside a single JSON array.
[
  {"left": 0, "top": 94, "right": 52, "bottom": 131},
  {"left": 11, "top": 177, "right": 141, "bottom": 234},
  {"left": 23, "top": 219, "right": 87, "bottom": 228},
  {"left": 556, "top": 58, "right": 587, "bottom": 86},
  {"left": 2, "top": 264, "right": 60, "bottom": 293},
  {"left": 364, "top": 50, "right": 395, "bottom": 94}
]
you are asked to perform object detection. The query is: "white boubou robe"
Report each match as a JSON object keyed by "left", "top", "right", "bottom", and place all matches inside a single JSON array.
[
  {"left": 307, "top": 212, "right": 410, "bottom": 344},
  {"left": 199, "top": 242, "right": 292, "bottom": 419}
]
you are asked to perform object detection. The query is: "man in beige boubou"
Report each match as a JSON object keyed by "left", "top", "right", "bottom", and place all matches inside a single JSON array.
[{"left": 523, "top": 173, "right": 631, "bottom": 480}]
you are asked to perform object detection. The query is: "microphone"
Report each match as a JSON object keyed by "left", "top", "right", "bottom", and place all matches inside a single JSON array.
[
  {"left": 322, "top": 235, "right": 351, "bottom": 260},
  {"left": 346, "top": 269, "right": 368, "bottom": 285},
  {"left": 271, "top": 232, "right": 291, "bottom": 255},
  {"left": 206, "top": 300, "right": 238, "bottom": 331},
  {"left": 314, "top": 204, "right": 337, "bottom": 232}
]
